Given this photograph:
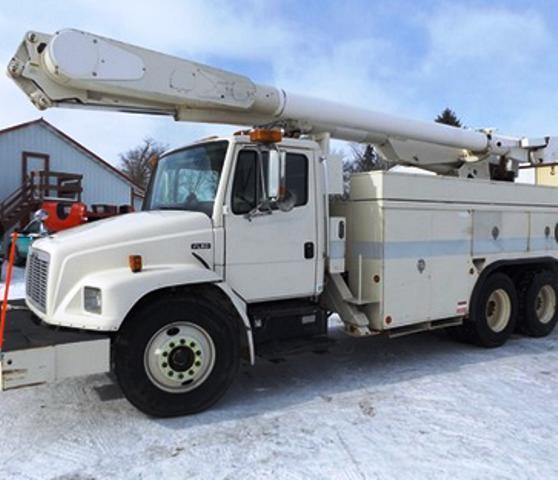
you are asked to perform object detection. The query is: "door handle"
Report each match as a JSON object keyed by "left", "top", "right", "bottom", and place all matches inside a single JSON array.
[{"left": 304, "top": 242, "right": 315, "bottom": 259}]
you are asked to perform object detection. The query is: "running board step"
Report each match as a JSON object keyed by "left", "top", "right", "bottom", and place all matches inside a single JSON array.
[
  {"left": 257, "top": 335, "right": 336, "bottom": 361},
  {"left": 387, "top": 317, "right": 463, "bottom": 339}
]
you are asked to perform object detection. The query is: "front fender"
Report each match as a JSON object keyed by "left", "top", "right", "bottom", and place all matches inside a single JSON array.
[{"left": 43, "top": 264, "right": 222, "bottom": 331}]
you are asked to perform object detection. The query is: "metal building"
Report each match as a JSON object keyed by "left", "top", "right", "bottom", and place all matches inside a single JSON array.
[{"left": 0, "top": 118, "right": 143, "bottom": 236}]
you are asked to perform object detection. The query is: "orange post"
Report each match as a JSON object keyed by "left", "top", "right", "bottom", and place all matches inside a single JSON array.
[{"left": 0, "top": 232, "right": 18, "bottom": 351}]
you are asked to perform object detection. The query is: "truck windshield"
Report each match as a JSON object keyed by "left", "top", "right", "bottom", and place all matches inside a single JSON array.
[{"left": 145, "top": 141, "right": 228, "bottom": 216}]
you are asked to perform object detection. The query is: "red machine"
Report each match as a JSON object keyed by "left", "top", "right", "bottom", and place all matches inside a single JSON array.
[
  {"left": 42, "top": 201, "right": 134, "bottom": 233},
  {"left": 42, "top": 201, "right": 87, "bottom": 232}
]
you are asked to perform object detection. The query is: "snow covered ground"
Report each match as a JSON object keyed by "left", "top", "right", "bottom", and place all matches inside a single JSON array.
[
  {"left": 0, "top": 265, "right": 26, "bottom": 300},
  {"left": 1, "top": 270, "right": 558, "bottom": 479}
]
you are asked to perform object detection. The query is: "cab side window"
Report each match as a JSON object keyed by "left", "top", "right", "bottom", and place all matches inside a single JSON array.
[
  {"left": 285, "top": 154, "right": 308, "bottom": 207},
  {"left": 232, "top": 150, "right": 258, "bottom": 214},
  {"left": 231, "top": 150, "right": 309, "bottom": 215}
]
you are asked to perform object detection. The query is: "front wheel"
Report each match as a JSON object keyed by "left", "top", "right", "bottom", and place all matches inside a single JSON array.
[{"left": 114, "top": 295, "right": 240, "bottom": 417}]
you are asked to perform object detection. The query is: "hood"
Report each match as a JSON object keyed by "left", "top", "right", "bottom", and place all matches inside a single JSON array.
[
  {"left": 31, "top": 210, "right": 215, "bottom": 314},
  {"left": 36, "top": 210, "right": 212, "bottom": 257}
]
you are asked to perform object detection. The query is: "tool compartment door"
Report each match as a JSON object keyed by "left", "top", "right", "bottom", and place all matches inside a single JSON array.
[
  {"left": 381, "top": 206, "right": 432, "bottom": 327},
  {"left": 381, "top": 205, "right": 472, "bottom": 328}
]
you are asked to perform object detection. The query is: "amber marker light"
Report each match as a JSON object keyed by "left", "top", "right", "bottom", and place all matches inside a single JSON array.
[
  {"left": 249, "top": 128, "right": 283, "bottom": 143},
  {"left": 129, "top": 255, "right": 143, "bottom": 273}
]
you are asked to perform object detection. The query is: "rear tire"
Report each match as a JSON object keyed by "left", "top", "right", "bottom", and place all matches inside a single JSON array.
[
  {"left": 467, "top": 273, "right": 518, "bottom": 348},
  {"left": 114, "top": 294, "right": 240, "bottom": 417},
  {"left": 519, "top": 270, "right": 558, "bottom": 338}
]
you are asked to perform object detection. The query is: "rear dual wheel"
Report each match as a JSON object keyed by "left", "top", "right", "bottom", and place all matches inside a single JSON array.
[
  {"left": 467, "top": 273, "right": 518, "bottom": 348},
  {"left": 519, "top": 271, "right": 558, "bottom": 338},
  {"left": 450, "top": 269, "right": 558, "bottom": 348}
]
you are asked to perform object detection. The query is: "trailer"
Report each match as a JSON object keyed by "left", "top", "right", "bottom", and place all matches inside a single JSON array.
[{"left": 2, "top": 29, "right": 558, "bottom": 417}]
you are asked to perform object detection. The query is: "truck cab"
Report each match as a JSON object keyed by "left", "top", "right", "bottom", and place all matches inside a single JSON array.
[{"left": 26, "top": 132, "right": 329, "bottom": 330}]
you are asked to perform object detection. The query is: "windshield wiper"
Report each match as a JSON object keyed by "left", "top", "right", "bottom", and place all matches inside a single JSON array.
[{"left": 154, "top": 205, "right": 187, "bottom": 211}]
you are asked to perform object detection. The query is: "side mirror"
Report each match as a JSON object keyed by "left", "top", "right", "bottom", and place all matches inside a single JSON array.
[
  {"left": 33, "top": 209, "right": 49, "bottom": 236},
  {"left": 267, "top": 149, "right": 286, "bottom": 201},
  {"left": 34, "top": 209, "right": 48, "bottom": 222}
]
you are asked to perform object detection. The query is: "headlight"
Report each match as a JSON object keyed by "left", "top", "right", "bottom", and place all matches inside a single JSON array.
[{"left": 84, "top": 287, "right": 102, "bottom": 314}]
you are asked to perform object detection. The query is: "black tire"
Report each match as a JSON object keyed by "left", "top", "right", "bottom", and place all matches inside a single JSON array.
[
  {"left": 6, "top": 242, "right": 25, "bottom": 267},
  {"left": 114, "top": 294, "right": 240, "bottom": 417},
  {"left": 518, "top": 270, "right": 558, "bottom": 338},
  {"left": 13, "top": 247, "right": 26, "bottom": 267},
  {"left": 467, "top": 273, "right": 518, "bottom": 348}
]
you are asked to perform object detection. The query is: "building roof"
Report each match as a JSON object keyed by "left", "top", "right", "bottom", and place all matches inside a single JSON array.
[{"left": 0, "top": 118, "right": 144, "bottom": 193}]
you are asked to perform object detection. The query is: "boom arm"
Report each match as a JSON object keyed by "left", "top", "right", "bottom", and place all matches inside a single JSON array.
[{"left": 8, "top": 29, "right": 558, "bottom": 178}]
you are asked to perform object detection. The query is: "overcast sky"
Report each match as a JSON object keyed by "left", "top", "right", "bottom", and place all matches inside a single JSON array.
[{"left": 0, "top": 0, "right": 555, "bottom": 181}]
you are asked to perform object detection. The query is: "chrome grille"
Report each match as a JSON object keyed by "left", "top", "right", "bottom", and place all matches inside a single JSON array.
[{"left": 26, "top": 250, "right": 50, "bottom": 313}]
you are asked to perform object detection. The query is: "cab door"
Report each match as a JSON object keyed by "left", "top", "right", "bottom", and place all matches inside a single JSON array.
[{"left": 224, "top": 147, "right": 318, "bottom": 302}]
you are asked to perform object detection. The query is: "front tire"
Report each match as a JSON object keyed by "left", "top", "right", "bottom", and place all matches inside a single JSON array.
[
  {"left": 114, "top": 295, "right": 240, "bottom": 417},
  {"left": 519, "top": 271, "right": 558, "bottom": 338}
]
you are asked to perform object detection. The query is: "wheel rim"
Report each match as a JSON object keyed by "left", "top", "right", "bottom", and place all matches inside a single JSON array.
[
  {"left": 535, "top": 285, "right": 557, "bottom": 325},
  {"left": 144, "top": 322, "right": 216, "bottom": 393},
  {"left": 485, "top": 289, "right": 511, "bottom": 333}
]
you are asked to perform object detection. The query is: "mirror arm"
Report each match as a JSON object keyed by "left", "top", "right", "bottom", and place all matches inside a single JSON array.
[
  {"left": 258, "top": 148, "right": 268, "bottom": 200},
  {"left": 243, "top": 146, "right": 273, "bottom": 221},
  {"left": 244, "top": 201, "right": 272, "bottom": 221}
]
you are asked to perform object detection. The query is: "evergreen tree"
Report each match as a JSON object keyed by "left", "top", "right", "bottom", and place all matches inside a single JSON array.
[{"left": 435, "top": 108, "right": 462, "bottom": 127}]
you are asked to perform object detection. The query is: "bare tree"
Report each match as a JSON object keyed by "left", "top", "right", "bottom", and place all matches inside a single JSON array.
[
  {"left": 119, "top": 138, "right": 168, "bottom": 188},
  {"left": 342, "top": 143, "right": 393, "bottom": 195}
]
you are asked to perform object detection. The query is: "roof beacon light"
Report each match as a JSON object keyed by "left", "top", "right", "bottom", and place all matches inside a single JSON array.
[{"left": 249, "top": 128, "right": 283, "bottom": 144}]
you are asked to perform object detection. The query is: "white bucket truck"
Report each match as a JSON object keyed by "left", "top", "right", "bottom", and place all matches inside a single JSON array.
[{"left": 2, "top": 29, "right": 558, "bottom": 416}]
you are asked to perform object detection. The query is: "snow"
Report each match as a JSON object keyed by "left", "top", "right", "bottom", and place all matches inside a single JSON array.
[
  {"left": 0, "top": 265, "right": 26, "bottom": 300},
  {"left": 1, "top": 319, "right": 558, "bottom": 479}
]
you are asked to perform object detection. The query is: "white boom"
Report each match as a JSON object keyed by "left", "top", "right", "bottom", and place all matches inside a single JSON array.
[{"left": 8, "top": 29, "right": 558, "bottom": 178}]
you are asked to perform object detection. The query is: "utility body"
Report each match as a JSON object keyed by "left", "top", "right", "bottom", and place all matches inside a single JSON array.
[{"left": 3, "top": 29, "right": 558, "bottom": 416}]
